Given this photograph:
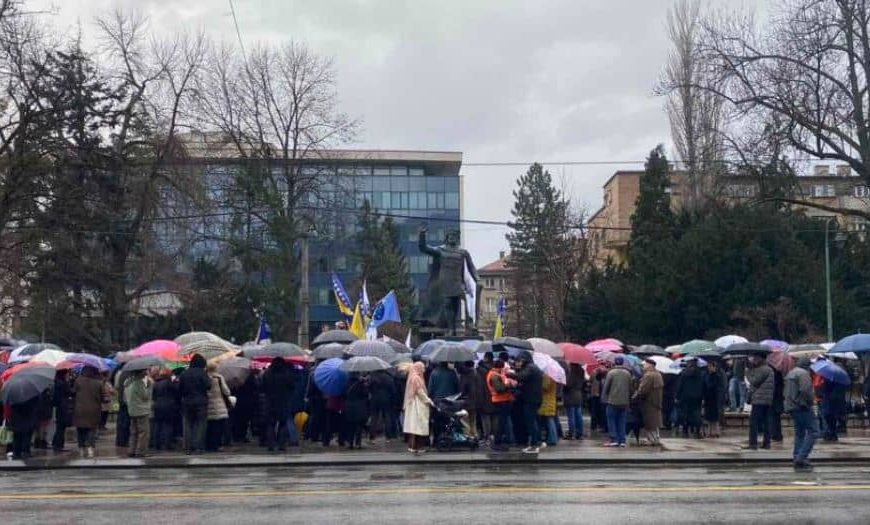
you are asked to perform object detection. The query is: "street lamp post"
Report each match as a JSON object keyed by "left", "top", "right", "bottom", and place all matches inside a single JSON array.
[{"left": 825, "top": 218, "right": 834, "bottom": 342}]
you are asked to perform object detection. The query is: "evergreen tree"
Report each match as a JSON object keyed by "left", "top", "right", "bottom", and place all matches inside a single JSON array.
[
  {"left": 353, "top": 200, "right": 415, "bottom": 324},
  {"left": 506, "top": 163, "right": 581, "bottom": 338}
]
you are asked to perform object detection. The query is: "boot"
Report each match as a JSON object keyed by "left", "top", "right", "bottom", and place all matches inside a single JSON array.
[{"left": 86, "top": 447, "right": 94, "bottom": 458}]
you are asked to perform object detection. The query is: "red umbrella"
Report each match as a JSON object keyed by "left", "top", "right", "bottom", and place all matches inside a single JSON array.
[
  {"left": 1, "top": 361, "right": 55, "bottom": 383},
  {"left": 131, "top": 340, "right": 185, "bottom": 361},
  {"left": 559, "top": 343, "right": 597, "bottom": 366}
]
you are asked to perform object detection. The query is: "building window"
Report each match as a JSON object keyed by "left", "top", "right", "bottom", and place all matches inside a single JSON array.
[
  {"left": 335, "top": 256, "right": 347, "bottom": 271},
  {"left": 390, "top": 166, "right": 407, "bottom": 176},
  {"left": 854, "top": 185, "right": 869, "bottom": 198},
  {"left": 409, "top": 255, "right": 430, "bottom": 274},
  {"left": 485, "top": 297, "right": 496, "bottom": 314},
  {"left": 813, "top": 184, "right": 836, "bottom": 197},
  {"left": 444, "top": 192, "right": 460, "bottom": 209},
  {"left": 409, "top": 167, "right": 425, "bottom": 176},
  {"left": 315, "top": 288, "right": 331, "bottom": 305},
  {"left": 373, "top": 167, "right": 391, "bottom": 176},
  {"left": 726, "top": 185, "right": 755, "bottom": 197},
  {"left": 848, "top": 218, "right": 868, "bottom": 231}
]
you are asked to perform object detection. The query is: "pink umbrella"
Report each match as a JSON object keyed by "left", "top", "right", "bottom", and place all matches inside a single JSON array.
[
  {"left": 532, "top": 352, "right": 566, "bottom": 384},
  {"left": 131, "top": 340, "right": 183, "bottom": 361},
  {"left": 559, "top": 343, "right": 597, "bottom": 366},
  {"left": 586, "top": 338, "right": 624, "bottom": 353},
  {"left": 767, "top": 347, "right": 794, "bottom": 373},
  {"left": 760, "top": 339, "right": 788, "bottom": 350}
]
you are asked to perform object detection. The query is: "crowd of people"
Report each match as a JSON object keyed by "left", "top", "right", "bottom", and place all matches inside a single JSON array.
[{"left": 2, "top": 346, "right": 866, "bottom": 472}]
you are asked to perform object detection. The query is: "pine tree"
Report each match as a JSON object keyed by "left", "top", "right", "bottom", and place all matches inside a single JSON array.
[
  {"left": 353, "top": 200, "right": 415, "bottom": 324},
  {"left": 506, "top": 163, "right": 581, "bottom": 338}
]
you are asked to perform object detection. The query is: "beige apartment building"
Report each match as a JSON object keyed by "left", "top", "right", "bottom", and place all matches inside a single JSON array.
[
  {"left": 476, "top": 253, "right": 514, "bottom": 338},
  {"left": 588, "top": 164, "right": 870, "bottom": 265}
]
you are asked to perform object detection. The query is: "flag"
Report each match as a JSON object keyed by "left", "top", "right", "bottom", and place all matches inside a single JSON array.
[
  {"left": 349, "top": 302, "right": 366, "bottom": 340},
  {"left": 464, "top": 260, "right": 477, "bottom": 323},
  {"left": 493, "top": 296, "right": 506, "bottom": 339},
  {"left": 360, "top": 280, "right": 371, "bottom": 318},
  {"left": 369, "top": 290, "right": 401, "bottom": 329},
  {"left": 405, "top": 329, "right": 412, "bottom": 348},
  {"left": 331, "top": 272, "right": 354, "bottom": 317},
  {"left": 256, "top": 315, "right": 272, "bottom": 344},
  {"left": 493, "top": 315, "right": 503, "bottom": 339}
]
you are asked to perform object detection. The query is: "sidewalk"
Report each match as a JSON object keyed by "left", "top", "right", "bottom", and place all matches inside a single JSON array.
[{"left": 5, "top": 426, "right": 870, "bottom": 471}]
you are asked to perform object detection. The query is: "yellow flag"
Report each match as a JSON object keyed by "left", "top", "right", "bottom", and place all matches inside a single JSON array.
[
  {"left": 493, "top": 315, "right": 503, "bottom": 339},
  {"left": 350, "top": 303, "right": 366, "bottom": 339}
]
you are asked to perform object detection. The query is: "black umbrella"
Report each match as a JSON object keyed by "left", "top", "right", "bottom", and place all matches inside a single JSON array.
[
  {"left": 312, "top": 343, "right": 347, "bottom": 360},
  {"left": 384, "top": 339, "right": 412, "bottom": 354},
  {"left": 216, "top": 357, "right": 252, "bottom": 389},
  {"left": 721, "top": 342, "right": 772, "bottom": 356},
  {"left": 124, "top": 355, "right": 166, "bottom": 372},
  {"left": 428, "top": 342, "right": 476, "bottom": 363},
  {"left": 346, "top": 340, "right": 397, "bottom": 362},
  {"left": 493, "top": 337, "right": 533, "bottom": 358},
  {"left": 339, "top": 356, "right": 392, "bottom": 373},
  {"left": 631, "top": 345, "right": 668, "bottom": 357},
  {"left": 243, "top": 342, "right": 306, "bottom": 359},
  {"left": 311, "top": 329, "right": 358, "bottom": 349},
  {"left": 1, "top": 365, "right": 55, "bottom": 404}
]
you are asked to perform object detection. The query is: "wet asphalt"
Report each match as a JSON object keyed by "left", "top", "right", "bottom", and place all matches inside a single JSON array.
[{"left": 3, "top": 463, "right": 870, "bottom": 524}]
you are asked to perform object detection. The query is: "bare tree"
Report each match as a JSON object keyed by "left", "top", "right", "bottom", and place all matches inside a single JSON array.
[
  {"left": 658, "top": 0, "right": 725, "bottom": 211},
  {"left": 697, "top": 0, "right": 870, "bottom": 218}
]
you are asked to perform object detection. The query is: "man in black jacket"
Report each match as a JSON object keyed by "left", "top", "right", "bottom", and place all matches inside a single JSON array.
[
  {"left": 262, "top": 357, "right": 295, "bottom": 452},
  {"left": 511, "top": 352, "right": 543, "bottom": 454},
  {"left": 676, "top": 358, "right": 704, "bottom": 438},
  {"left": 51, "top": 369, "right": 73, "bottom": 452},
  {"left": 179, "top": 353, "right": 211, "bottom": 454}
]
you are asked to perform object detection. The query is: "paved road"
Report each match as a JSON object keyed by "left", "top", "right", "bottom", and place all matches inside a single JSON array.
[{"left": 3, "top": 464, "right": 870, "bottom": 523}]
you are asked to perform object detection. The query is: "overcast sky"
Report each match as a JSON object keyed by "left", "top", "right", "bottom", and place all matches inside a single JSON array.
[{"left": 29, "top": 0, "right": 762, "bottom": 266}]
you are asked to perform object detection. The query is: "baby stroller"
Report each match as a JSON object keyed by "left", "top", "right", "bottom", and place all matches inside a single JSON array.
[{"left": 433, "top": 394, "right": 479, "bottom": 452}]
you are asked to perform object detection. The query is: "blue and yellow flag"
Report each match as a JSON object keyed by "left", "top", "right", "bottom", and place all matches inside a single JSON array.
[
  {"left": 331, "top": 272, "right": 354, "bottom": 317},
  {"left": 350, "top": 302, "right": 366, "bottom": 340}
]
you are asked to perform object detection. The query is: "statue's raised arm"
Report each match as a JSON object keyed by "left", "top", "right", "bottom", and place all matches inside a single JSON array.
[{"left": 418, "top": 227, "right": 441, "bottom": 257}]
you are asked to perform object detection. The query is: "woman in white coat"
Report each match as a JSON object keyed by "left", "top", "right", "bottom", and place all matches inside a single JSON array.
[{"left": 403, "top": 362, "right": 434, "bottom": 453}]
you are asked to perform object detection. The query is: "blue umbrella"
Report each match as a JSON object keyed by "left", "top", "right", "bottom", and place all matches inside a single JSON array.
[
  {"left": 313, "top": 358, "right": 349, "bottom": 396},
  {"left": 65, "top": 353, "right": 109, "bottom": 372},
  {"left": 811, "top": 359, "right": 851, "bottom": 386},
  {"left": 829, "top": 334, "right": 870, "bottom": 354}
]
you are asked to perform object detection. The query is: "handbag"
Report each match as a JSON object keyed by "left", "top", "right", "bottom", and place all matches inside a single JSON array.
[
  {"left": 218, "top": 377, "right": 236, "bottom": 411},
  {"left": 0, "top": 424, "right": 12, "bottom": 446}
]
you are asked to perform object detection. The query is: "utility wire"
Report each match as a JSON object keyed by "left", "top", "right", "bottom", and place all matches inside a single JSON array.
[{"left": 228, "top": 0, "right": 247, "bottom": 57}]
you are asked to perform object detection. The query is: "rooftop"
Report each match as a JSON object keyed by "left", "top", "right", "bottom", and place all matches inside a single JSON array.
[{"left": 479, "top": 256, "right": 512, "bottom": 273}]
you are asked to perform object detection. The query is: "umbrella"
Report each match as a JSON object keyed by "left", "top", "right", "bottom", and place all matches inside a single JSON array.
[
  {"left": 528, "top": 338, "right": 564, "bottom": 359},
  {"left": 532, "top": 352, "right": 566, "bottom": 384},
  {"left": 585, "top": 338, "right": 624, "bottom": 353},
  {"left": 29, "top": 349, "right": 69, "bottom": 366},
  {"left": 216, "top": 357, "right": 252, "bottom": 389},
  {"left": 339, "top": 356, "right": 392, "bottom": 373},
  {"left": 242, "top": 342, "right": 306, "bottom": 359},
  {"left": 475, "top": 341, "right": 493, "bottom": 355},
  {"left": 8, "top": 343, "right": 61, "bottom": 364},
  {"left": 721, "top": 342, "right": 772, "bottom": 356},
  {"left": 1, "top": 364, "right": 56, "bottom": 404},
  {"left": 174, "top": 331, "right": 223, "bottom": 347},
  {"left": 180, "top": 337, "right": 238, "bottom": 360},
  {"left": 313, "top": 343, "right": 347, "bottom": 360},
  {"left": 413, "top": 339, "right": 446, "bottom": 360},
  {"left": 311, "top": 329, "right": 358, "bottom": 349},
  {"left": 383, "top": 338, "right": 412, "bottom": 354},
  {"left": 631, "top": 345, "right": 667, "bottom": 357},
  {"left": 767, "top": 348, "right": 794, "bottom": 374},
  {"left": 63, "top": 353, "right": 109, "bottom": 372},
  {"left": 493, "top": 337, "right": 533, "bottom": 358},
  {"left": 313, "top": 358, "right": 349, "bottom": 396},
  {"left": 671, "top": 356, "right": 708, "bottom": 370},
  {"left": 811, "top": 359, "right": 851, "bottom": 386},
  {"left": 714, "top": 335, "right": 748, "bottom": 349},
  {"left": 829, "top": 334, "right": 870, "bottom": 354},
  {"left": 460, "top": 339, "right": 482, "bottom": 351},
  {"left": 649, "top": 355, "right": 679, "bottom": 375},
  {"left": 694, "top": 349, "right": 724, "bottom": 361},
  {"left": 131, "top": 340, "right": 182, "bottom": 360},
  {"left": 390, "top": 353, "right": 412, "bottom": 365},
  {"left": 347, "top": 340, "right": 397, "bottom": 362},
  {"left": 787, "top": 344, "right": 827, "bottom": 357},
  {"left": 760, "top": 339, "right": 789, "bottom": 350},
  {"left": 559, "top": 343, "right": 597, "bottom": 365},
  {"left": 679, "top": 340, "right": 716, "bottom": 356},
  {"left": 124, "top": 355, "right": 165, "bottom": 372},
  {"left": 428, "top": 343, "right": 476, "bottom": 363},
  {"left": 664, "top": 345, "right": 682, "bottom": 356}
]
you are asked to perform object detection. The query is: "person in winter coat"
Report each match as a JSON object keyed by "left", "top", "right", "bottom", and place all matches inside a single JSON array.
[
  {"left": 232, "top": 372, "right": 259, "bottom": 443},
  {"left": 590, "top": 367, "right": 607, "bottom": 433},
  {"left": 512, "top": 352, "right": 544, "bottom": 453},
  {"left": 662, "top": 373, "right": 678, "bottom": 431},
  {"left": 179, "top": 354, "right": 211, "bottom": 454},
  {"left": 8, "top": 396, "right": 39, "bottom": 459},
  {"left": 204, "top": 362, "right": 231, "bottom": 452},
  {"left": 703, "top": 360, "right": 727, "bottom": 438},
  {"left": 368, "top": 370, "right": 397, "bottom": 442},
  {"left": 151, "top": 369, "right": 180, "bottom": 450},
  {"left": 633, "top": 359, "right": 664, "bottom": 445},
  {"left": 33, "top": 389, "right": 53, "bottom": 449},
  {"left": 124, "top": 369, "right": 153, "bottom": 457},
  {"left": 538, "top": 374, "right": 558, "bottom": 446},
  {"left": 51, "top": 369, "right": 73, "bottom": 452},
  {"left": 820, "top": 375, "right": 847, "bottom": 442},
  {"left": 261, "top": 357, "right": 294, "bottom": 452},
  {"left": 427, "top": 362, "right": 459, "bottom": 401},
  {"left": 476, "top": 355, "right": 496, "bottom": 441},
  {"left": 457, "top": 362, "right": 483, "bottom": 440},
  {"left": 564, "top": 363, "right": 586, "bottom": 440},
  {"left": 403, "top": 362, "right": 434, "bottom": 453},
  {"left": 785, "top": 357, "right": 818, "bottom": 471},
  {"left": 100, "top": 372, "right": 115, "bottom": 431},
  {"left": 676, "top": 358, "right": 704, "bottom": 438},
  {"left": 113, "top": 367, "right": 130, "bottom": 448},
  {"left": 770, "top": 369, "right": 785, "bottom": 442},
  {"left": 345, "top": 375, "right": 370, "bottom": 449},
  {"left": 73, "top": 365, "right": 104, "bottom": 458},
  {"left": 603, "top": 357, "right": 634, "bottom": 447},
  {"left": 745, "top": 355, "right": 775, "bottom": 449}
]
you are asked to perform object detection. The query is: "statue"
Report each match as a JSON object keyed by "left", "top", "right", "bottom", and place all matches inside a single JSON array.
[{"left": 418, "top": 227, "right": 479, "bottom": 335}]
